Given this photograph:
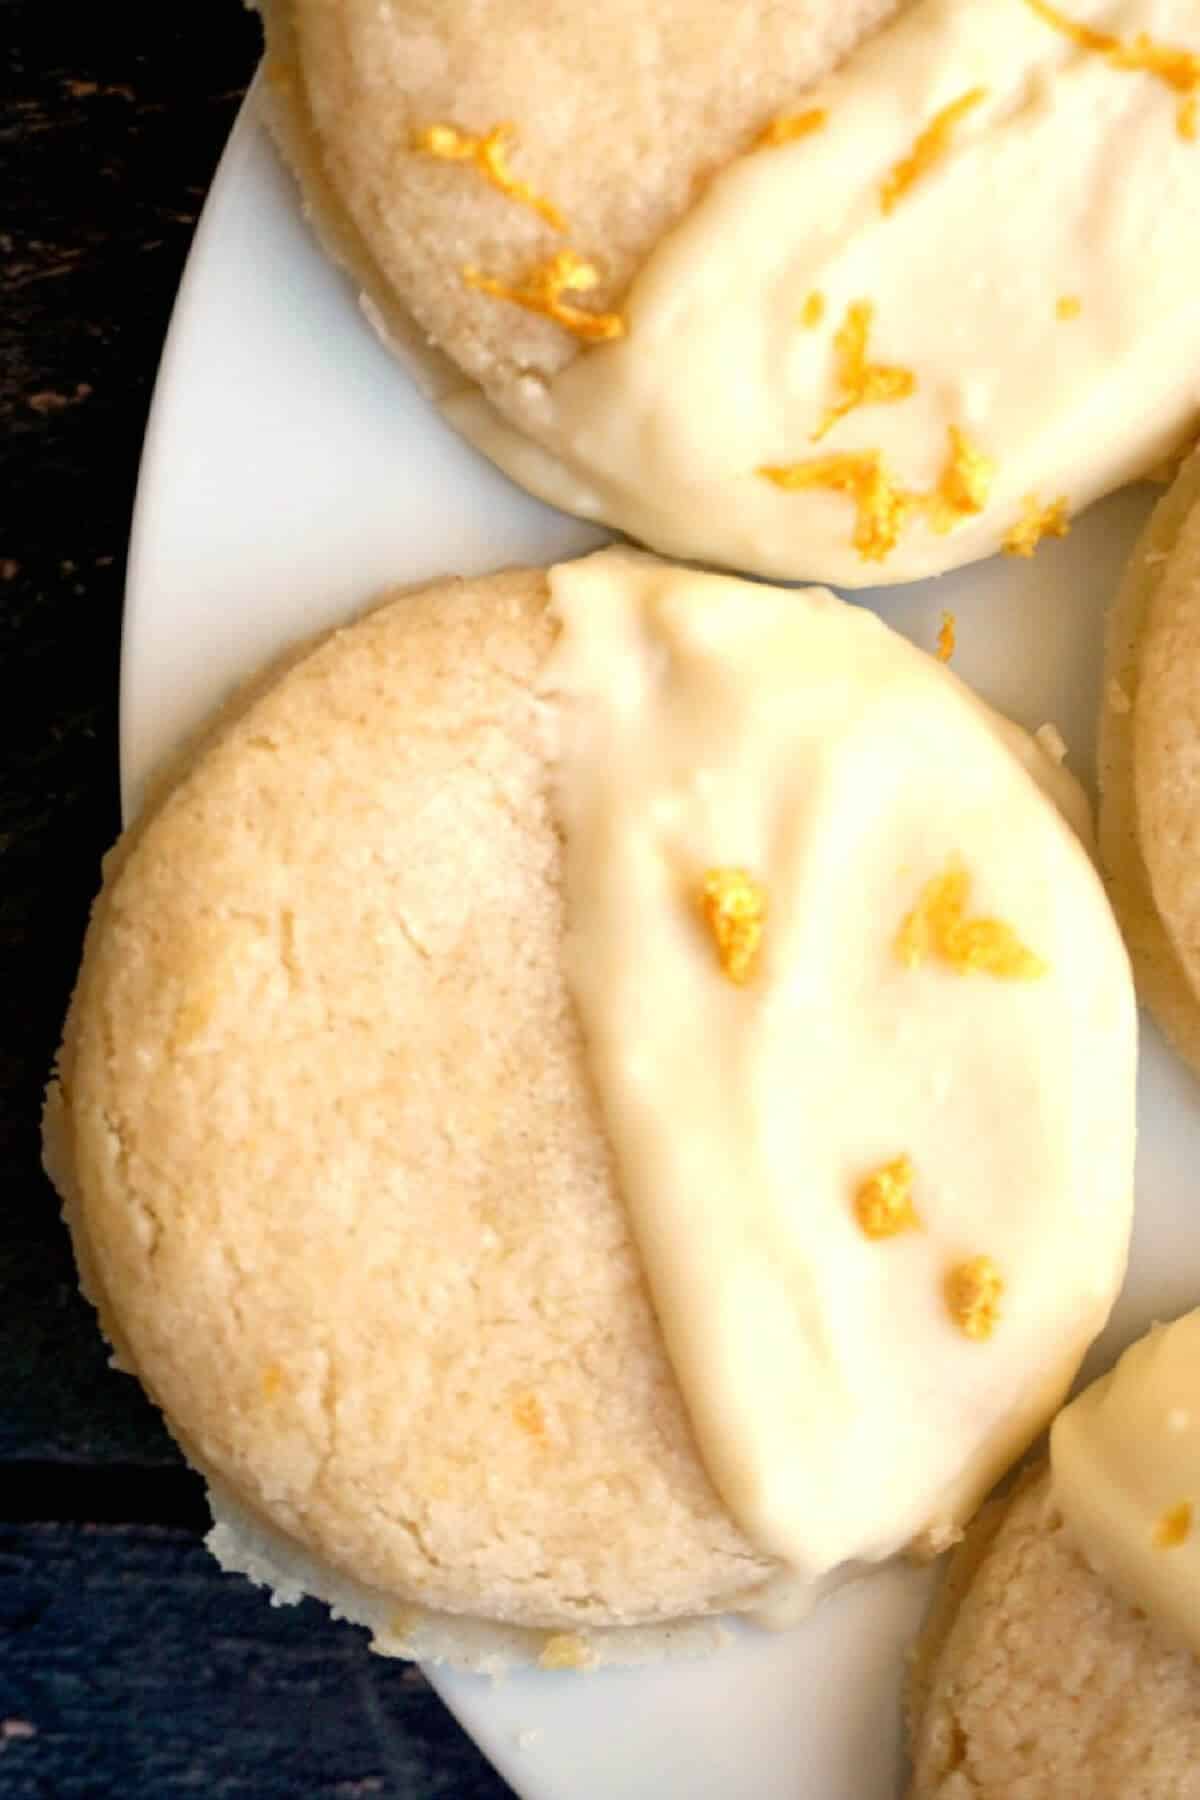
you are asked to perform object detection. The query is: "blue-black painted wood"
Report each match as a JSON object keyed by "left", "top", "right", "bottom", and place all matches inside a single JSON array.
[
  {"left": 2, "top": 6, "right": 514, "bottom": 1793},
  {"left": 0, "top": 1522, "right": 513, "bottom": 1798}
]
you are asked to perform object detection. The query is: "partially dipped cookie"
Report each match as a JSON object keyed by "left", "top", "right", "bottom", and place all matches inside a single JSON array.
[
  {"left": 258, "top": 0, "right": 1200, "bottom": 584},
  {"left": 909, "top": 1312, "right": 1200, "bottom": 1800},
  {"left": 47, "top": 550, "right": 1136, "bottom": 1666},
  {"left": 1101, "top": 447, "right": 1200, "bottom": 1081}
]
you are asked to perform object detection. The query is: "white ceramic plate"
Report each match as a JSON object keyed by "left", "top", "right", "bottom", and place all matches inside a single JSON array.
[{"left": 123, "top": 79, "right": 1200, "bottom": 1800}]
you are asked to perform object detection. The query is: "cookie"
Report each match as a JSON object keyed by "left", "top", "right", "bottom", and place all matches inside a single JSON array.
[
  {"left": 907, "top": 1469, "right": 1200, "bottom": 1800},
  {"left": 48, "top": 550, "right": 1136, "bottom": 1662},
  {"left": 257, "top": 0, "right": 1200, "bottom": 585},
  {"left": 256, "top": 0, "right": 900, "bottom": 401},
  {"left": 1100, "top": 448, "right": 1200, "bottom": 1079}
]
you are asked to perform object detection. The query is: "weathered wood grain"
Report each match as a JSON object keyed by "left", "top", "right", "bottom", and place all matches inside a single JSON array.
[
  {"left": 0, "top": 1522, "right": 513, "bottom": 1797},
  {"left": 2, "top": 5, "right": 515, "bottom": 1793}
]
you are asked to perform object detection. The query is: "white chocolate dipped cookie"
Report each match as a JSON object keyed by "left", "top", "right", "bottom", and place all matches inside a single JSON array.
[
  {"left": 258, "top": 0, "right": 1200, "bottom": 585},
  {"left": 1101, "top": 447, "right": 1200, "bottom": 1080},
  {"left": 48, "top": 550, "right": 1135, "bottom": 1668},
  {"left": 909, "top": 1311, "right": 1200, "bottom": 1800}
]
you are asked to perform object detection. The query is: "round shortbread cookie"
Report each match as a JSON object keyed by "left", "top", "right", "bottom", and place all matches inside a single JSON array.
[
  {"left": 908, "top": 1468, "right": 1200, "bottom": 1800},
  {"left": 1099, "top": 450, "right": 1200, "bottom": 1079},
  {"left": 51, "top": 567, "right": 777, "bottom": 1636},
  {"left": 255, "top": 0, "right": 901, "bottom": 409}
]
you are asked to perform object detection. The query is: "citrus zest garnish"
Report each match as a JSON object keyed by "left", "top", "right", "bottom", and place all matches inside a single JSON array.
[
  {"left": 936, "top": 612, "right": 956, "bottom": 663},
  {"left": 1153, "top": 1501, "right": 1194, "bottom": 1549},
  {"left": 854, "top": 1156, "right": 920, "bottom": 1238},
  {"left": 811, "top": 301, "right": 917, "bottom": 440},
  {"left": 801, "top": 291, "right": 826, "bottom": 329},
  {"left": 463, "top": 251, "right": 626, "bottom": 342},
  {"left": 945, "top": 1256, "right": 1004, "bottom": 1341},
  {"left": 699, "top": 868, "right": 766, "bottom": 984},
  {"left": 759, "top": 451, "right": 913, "bottom": 563},
  {"left": 754, "top": 106, "right": 828, "bottom": 149},
  {"left": 1056, "top": 294, "right": 1082, "bottom": 320},
  {"left": 880, "top": 87, "right": 988, "bottom": 213},
  {"left": 413, "top": 122, "right": 566, "bottom": 231},
  {"left": 895, "top": 858, "right": 1047, "bottom": 979},
  {"left": 1022, "top": 0, "right": 1200, "bottom": 137},
  {"left": 1003, "top": 493, "right": 1071, "bottom": 557},
  {"left": 926, "top": 425, "right": 995, "bottom": 534}
]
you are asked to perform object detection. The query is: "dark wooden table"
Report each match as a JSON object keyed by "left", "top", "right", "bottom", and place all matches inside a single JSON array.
[{"left": 3, "top": 5, "right": 512, "bottom": 1792}]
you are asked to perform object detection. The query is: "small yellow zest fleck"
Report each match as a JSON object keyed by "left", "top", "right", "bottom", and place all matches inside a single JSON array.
[
  {"left": 463, "top": 251, "right": 626, "bottom": 342},
  {"left": 895, "top": 858, "right": 1048, "bottom": 980},
  {"left": 413, "top": 122, "right": 566, "bottom": 231},
  {"left": 260, "top": 1364, "right": 284, "bottom": 1400},
  {"left": 811, "top": 301, "right": 917, "bottom": 441},
  {"left": 945, "top": 1256, "right": 1004, "bottom": 1341},
  {"left": 1022, "top": 0, "right": 1200, "bottom": 137},
  {"left": 1153, "top": 1500, "right": 1194, "bottom": 1549},
  {"left": 925, "top": 425, "right": 995, "bottom": 534},
  {"left": 699, "top": 867, "right": 766, "bottom": 985},
  {"left": 1003, "top": 493, "right": 1071, "bottom": 557},
  {"left": 512, "top": 1392, "right": 546, "bottom": 1441},
  {"left": 936, "top": 612, "right": 956, "bottom": 664},
  {"left": 854, "top": 1156, "right": 920, "bottom": 1238},
  {"left": 880, "top": 87, "right": 988, "bottom": 213},
  {"left": 1056, "top": 294, "right": 1082, "bottom": 320},
  {"left": 755, "top": 106, "right": 828, "bottom": 149},
  {"left": 801, "top": 290, "right": 826, "bottom": 329},
  {"left": 539, "top": 1633, "right": 594, "bottom": 1671},
  {"left": 759, "top": 451, "right": 913, "bottom": 563}
]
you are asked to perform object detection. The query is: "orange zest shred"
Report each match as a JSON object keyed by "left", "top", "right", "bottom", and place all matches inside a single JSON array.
[
  {"left": 754, "top": 106, "right": 829, "bottom": 149},
  {"left": 880, "top": 87, "right": 988, "bottom": 213},
  {"left": 926, "top": 425, "right": 995, "bottom": 534},
  {"left": 1153, "top": 1501, "right": 1194, "bottom": 1549},
  {"left": 758, "top": 451, "right": 913, "bottom": 563},
  {"left": 413, "top": 122, "right": 566, "bottom": 231},
  {"left": 801, "top": 290, "right": 826, "bottom": 328},
  {"left": 463, "top": 251, "right": 626, "bottom": 342},
  {"left": 1003, "top": 493, "right": 1071, "bottom": 557},
  {"left": 699, "top": 867, "right": 767, "bottom": 984},
  {"left": 1056, "top": 294, "right": 1082, "bottom": 320},
  {"left": 811, "top": 301, "right": 917, "bottom": 441},
  {"left": 854, "top": 1156, "right": 920, "bottom": 1238},
  {"left": 1022, "top": 0, "right": 1200, "bottom": 136},
  {"left": 936, "top": 611, "right": 956, "bottom": 663},
  {"left": 945, "top": 1256, "right": 1004, "bottom": 1341},
  {"left": 895, "top": 857, "right": 1048, "bottom": 980}
]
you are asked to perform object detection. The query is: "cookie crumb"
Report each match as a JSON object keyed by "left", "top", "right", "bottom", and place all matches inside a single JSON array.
[
  {"left": 539, "top": 1633, "right": 594, "bottom": 1670},
  {"left": 1034, "top": 721, "right": 1067, "bottom": 764}
]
